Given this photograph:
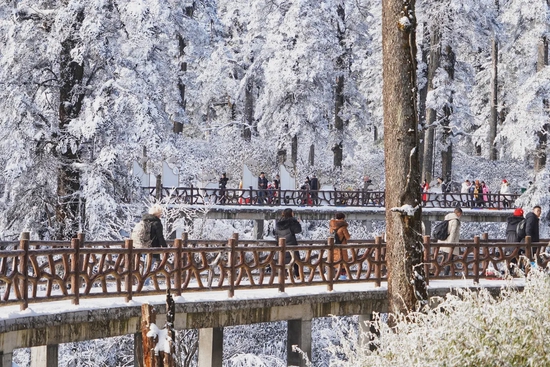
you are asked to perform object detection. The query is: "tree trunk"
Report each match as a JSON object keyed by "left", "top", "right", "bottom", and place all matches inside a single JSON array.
[
  {"left": 308, "top": 144, "right": 315, "bottom": 166},
  {"left": 421, "top": 29, "right": 441, "bottom": 183},
  {"left": 535, "top": 35, "right": 549, "bottom": 172},
  {"left": 382, "top": 0, "right": 427, "bottom": 316},
  {"left": 175, "top": 34, "right": 187, "bottom": 134},
  {"left": 488, "top": 35, "right": 498, "bottom": 160},
  {"left": 291, "top": 135, "right": 298, "bottom": 172},
  {"left": 56, "top": 9, "right": 85, "bottom": 240},
  {"left": 441, "top": 45, "right": 455, "bottom": 180},
  {"left": 333, "top": 4, "right": 346, "bottom": 169},
  {"left": 243, "top": 78, "right": 254, "bottom": 141},
  {"left": 417, "top": 22, "right": 429, "bottom": 167}
]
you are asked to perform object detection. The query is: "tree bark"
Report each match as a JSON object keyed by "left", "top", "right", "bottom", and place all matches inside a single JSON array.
[
  {"left": 421, "top": 29, "right": 440, "bottom": 183},
  {"left": 382, "top": 0, "right": 427, "bottom": 316}
]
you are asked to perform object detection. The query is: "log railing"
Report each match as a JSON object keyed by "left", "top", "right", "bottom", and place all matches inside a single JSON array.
[
  {"left": 144, "top": 186, "right": 520, "bottom": 209},
  {"left": 0, "top": 233, "right": 546, "bottom": 311}
]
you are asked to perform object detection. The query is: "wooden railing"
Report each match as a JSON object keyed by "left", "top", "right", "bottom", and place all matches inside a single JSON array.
[
  {"left": 1, "top": 233, "right": 545, "bottom": 311},
  {"left": 144, "top": 186, "right": 520, "bottom": 209}
]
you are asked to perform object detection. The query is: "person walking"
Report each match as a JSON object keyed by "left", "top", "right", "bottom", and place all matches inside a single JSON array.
[
  {"left": 218, "top": 173, "right": 229, "bottom": 204},
  {"left": 274, "top": 208, "right": 302, "bottom": 278},
  {"left": 506, "top": 208, "right": 524, "bottom": 275},
  {"left": 438, "top": 207, "right": 463, "bottom": 275},
  {"left": 329, "top": 212, "right": 350, "bottom": 279},
  {"left": 461, "top": 179, "right": 471, "bottom": 207},
  {"left": 523, "top": 206, "right": 542, "bottom": 264},
  {"left": 142, "top": 204, "right": 168, "bottom": 262},
  {"left": 257, "top": 172, "right": 268, "bottom": 204},
  {"left": 310, "top": 174, "right": 319, "bottom": 204},
  {"left": 500, "top": 179, "right": 512, "bottom": 208},
  {"left": 421, "top": 179, "right": 430, "bottom": 204}
]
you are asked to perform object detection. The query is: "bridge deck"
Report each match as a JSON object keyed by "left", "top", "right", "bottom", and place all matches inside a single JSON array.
[{"left": 0, "top": 279, "right": 525, "bottom": 353}]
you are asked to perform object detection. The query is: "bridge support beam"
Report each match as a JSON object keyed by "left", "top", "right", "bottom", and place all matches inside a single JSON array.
[
  {"left": 253, "top": 220, "right": 264, "bottom": 239},
  {"left": 30, "top": 345, "right": 58, "bottom": 367},
  {"left": 0, "top": 351, "right": 13, "bottom": 367},
  {"left": 134, "top": 332, "right": 144, "bottom": 367},
  {"left": 423, "top": 219, "right": 431, "bottom": 237},
  {"left": 287, "top": 319, "right": 311, "bottom": 367},
  {"left": 198, "top": 327, "right": 223, "bottom": 367}
]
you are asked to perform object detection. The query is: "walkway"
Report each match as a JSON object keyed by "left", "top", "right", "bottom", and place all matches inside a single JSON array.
[{"left": 147, "top": 186, "right": 520, "bottom": 210}]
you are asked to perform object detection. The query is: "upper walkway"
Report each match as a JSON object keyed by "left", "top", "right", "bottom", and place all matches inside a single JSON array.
[
  {"left": 147, "top": 186, "right": 520, "bottom": 223},
  {"left": 146, "top": 186, "right": 520, "bottom": 211}
]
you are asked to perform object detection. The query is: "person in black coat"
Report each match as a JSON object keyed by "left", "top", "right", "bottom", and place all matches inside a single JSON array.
[
  {"left": 523, "top": 206, "right": 542, "bottom": 263},
  {"left": 524, "top": 206, "right": 541, "bottom": 243},
  {"left": 142, "top": 204, "right": 167, "bottom": 261},
  {"left": 218, "top": 173, "right": 229, "bottom": 204},
  {"left": 274, "top": 208, "right": 302, "bottom": 277},
  {"left": 258, "top": 172, "right": 268, "bottom": 204},
  {"left": 506, "top": 208, "right": 524, "bottom": 243}
]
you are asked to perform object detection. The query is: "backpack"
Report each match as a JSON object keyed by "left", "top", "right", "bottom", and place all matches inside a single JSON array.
[
  {"left": 432, "top": 220, "right": 450, "bottom": 241},
  {"left": 131, "top": 220, "right": 153, "bottom": 248},
  {"left": 516, "top": 219, "right": 526, "bottom": 241}
]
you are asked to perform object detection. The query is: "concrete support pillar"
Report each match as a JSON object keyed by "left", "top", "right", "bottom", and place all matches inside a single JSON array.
[
  {"left": 0, "top": 351, "right": 13, "bottom": 367},
  {"left": 364, "top": 220, "right": 373, "bottom": 233},
  {"left": 358, "top": 313, "right": 379, "bottom": 351},
  {"left": 287, "top": 319, "right": 311, "bottom": 367},
  {"left": 30, "top": 345, "right": 58, "bottom": 367},
  {"left": 423, "top": 219, "right": 431, "bottom": 237},
  {"left": 134, "top": 332, "right": 144, "bottom": 367},
  {"left": 253, "top": 220, "right": 264, "bottom": 239},
  {"left": 198, "top": 327, "right": 223, "bottom": 367}
]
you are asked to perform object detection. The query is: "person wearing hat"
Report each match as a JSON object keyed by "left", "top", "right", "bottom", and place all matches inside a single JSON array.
[
  {"left": 500, "top": 179, "right": 512, "bottom": 208},
  {"left": 506, "top": 208, "right": 524, "bottom": 243},
  {"left": 505, "top": 207, "right": 525, "bottom": 275}
]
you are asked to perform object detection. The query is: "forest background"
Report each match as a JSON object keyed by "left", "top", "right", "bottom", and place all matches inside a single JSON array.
[
  {"left": 1, "top": 0, "right": 550, "bottom": 242},
  {"left": 2, "top": 0, "right": 550, "bottom": 366}
]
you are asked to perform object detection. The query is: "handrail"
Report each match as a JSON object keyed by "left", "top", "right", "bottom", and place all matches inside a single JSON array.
[
  {"left": 142, "top": 186, "right": 521, "bottom": 209},
  {"left": 0, "top": 233, "right": 545, "bottom": 310}
]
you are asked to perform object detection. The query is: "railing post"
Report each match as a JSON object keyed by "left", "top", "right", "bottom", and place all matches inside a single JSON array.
[
  {"left": 125, "top": 239, "right": 133, "bottom": 302},
  {"left": 19, "top": 232, "right": 30, "bottom": 311},
  {"left": 525, "top": 236, "right": 532, "bottom": 261},
  {"left": 249, "top": 186, "right": 254, "bottom": 205},
  {"left": 473, "top": 236, "right": 480, "bottom": 284},
  {"left": 189, "top": 185, "right": 194, "bottom": 204},
  {"left": 327, "top": 237, "right": 334, "bottom": 291},
  {"left": 71, "top": 237, "right": 81, "bottom": 305},
  {"left": 228, "top": 238, "right": 236, "bottom": 298},
  {"left": 174, "top": 238, "right": 183, "bottom": 297},
  {"left": 278, "top": 238, "right": 286, "bottom": 293},
  {"left": 423, "top": 235, "right": 430, "bottom": 286},
  {"left": 375, "top": 236, "right": 382, "bottom": 287}
]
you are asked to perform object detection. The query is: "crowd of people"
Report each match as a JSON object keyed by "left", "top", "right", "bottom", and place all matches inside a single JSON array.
[
  {"left": 435, "top": 204, "right": 544, "bottom": 276},
  {"left": 421, "top": 177, "right": 517, "bottom": 207}
]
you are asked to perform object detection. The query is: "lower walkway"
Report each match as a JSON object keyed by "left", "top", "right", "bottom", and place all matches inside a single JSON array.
[{"left": 0, "top": 279, "right": 525, "bottom": 367}]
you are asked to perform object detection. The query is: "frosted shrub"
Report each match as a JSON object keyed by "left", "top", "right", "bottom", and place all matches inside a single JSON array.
[{"left": 329, "top": 269, "right": 550, "bottom": 367}]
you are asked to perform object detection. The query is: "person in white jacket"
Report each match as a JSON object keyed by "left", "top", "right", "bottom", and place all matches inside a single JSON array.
[
  {"left": 438, "top": 207, "right": 463, "bottom": 275},
  {"left": 499, "top": 179, "right": 512, "bottom": 208}
]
